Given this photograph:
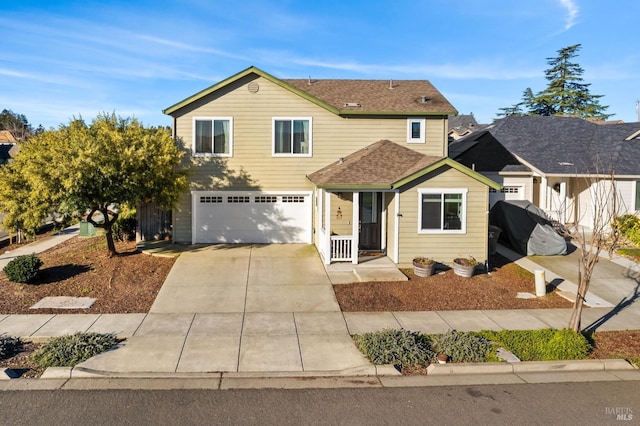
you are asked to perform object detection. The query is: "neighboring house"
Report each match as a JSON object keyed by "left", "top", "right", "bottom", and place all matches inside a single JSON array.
[
  {"left": 448, "top": 114, "right": 483, "bottom": 142},
  {"left": 449, "top": 115, "right": 640, "bottom": 228},
  {"left": 0, "top": 130, "right": 17, "bottom": 164},
  {"left": 163, "top": 66, "right": 500, "bottom": 265}
]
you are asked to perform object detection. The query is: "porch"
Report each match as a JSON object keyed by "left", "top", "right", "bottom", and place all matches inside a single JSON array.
[
  {"left": 323, "top": 253, "right": 408, "bottom": 284},
  {"left": 315, "top": 189, "right": 396, "bottom": 265}
]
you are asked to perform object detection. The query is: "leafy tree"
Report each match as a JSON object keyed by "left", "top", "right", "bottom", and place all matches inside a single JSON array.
[
  {"left": 0, "top": 113, "right": 189, "bottom": 256},
  {"left": 498, "top": 44, "right": 612, "bottom": 120}
]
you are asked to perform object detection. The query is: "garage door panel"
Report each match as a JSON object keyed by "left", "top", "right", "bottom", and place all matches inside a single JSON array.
[
  {"left": 489, "top": 186, "right": 524, "bottom": 207},
  {"left": 194, "top": 192, "right": 311, "bottom": 244}
]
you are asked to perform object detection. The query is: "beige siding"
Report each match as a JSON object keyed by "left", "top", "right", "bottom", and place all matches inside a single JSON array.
[
  {"left": 396, "top": 166, "right": 489, "bottom": 266},
  {"left": 172, "top": 75, "right": 448, "bottom": 243},
  {"left": 329, "top": 193, "right": 354, "bottom": 236}
]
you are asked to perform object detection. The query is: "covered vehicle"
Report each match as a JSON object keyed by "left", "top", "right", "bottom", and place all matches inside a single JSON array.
[{"left": 489, "top": 200, "right": 567, "bottom": 256}]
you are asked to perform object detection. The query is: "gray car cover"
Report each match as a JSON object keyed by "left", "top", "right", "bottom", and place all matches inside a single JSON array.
[{"left": 489, "top": 200, "right": 567, "bottom": 256}]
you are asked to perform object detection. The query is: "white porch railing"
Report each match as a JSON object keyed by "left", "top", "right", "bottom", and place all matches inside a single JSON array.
[{"left": 330, "top": 235, "right": 353, "bottom": 262}]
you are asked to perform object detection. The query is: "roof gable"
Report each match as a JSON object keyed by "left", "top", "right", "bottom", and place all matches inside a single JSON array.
[
  {"left": 164, "top": 66, "right": 457, "bottom": 117},
  {"left": 307, "top": 139, "right": 499, "bottom": 190}
]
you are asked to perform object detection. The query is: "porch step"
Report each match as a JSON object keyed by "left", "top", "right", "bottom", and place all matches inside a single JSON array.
[{"left": 353, "top": 266, "right": 408, "bottom": 283}]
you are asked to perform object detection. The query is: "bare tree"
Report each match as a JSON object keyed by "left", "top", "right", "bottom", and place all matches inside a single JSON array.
[{"left": 563, "top": 170, "right": 623, "bottom": 332}]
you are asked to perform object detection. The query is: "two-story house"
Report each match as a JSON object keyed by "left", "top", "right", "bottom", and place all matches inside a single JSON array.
[{"left": 163, "top": 66, "right": 500, "bottom": 266}]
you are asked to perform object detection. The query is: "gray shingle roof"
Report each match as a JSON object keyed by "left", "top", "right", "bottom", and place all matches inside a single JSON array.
[
  {"left": 451, "top": 116, "right": 640, "bottom": 176},
  {"left": 307, "top": 140, "right": 443, "bottom": 188}
]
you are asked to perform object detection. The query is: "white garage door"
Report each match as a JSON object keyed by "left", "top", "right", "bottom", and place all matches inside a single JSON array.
[
  {"left": 489, "top": 186, "right": 524, "bottom": 207},
  {"left": 192, "top": 191, "right": 312, "bottom": 244}
]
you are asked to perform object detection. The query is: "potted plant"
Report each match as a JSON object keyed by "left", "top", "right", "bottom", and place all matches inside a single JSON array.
[
  {"left": 452, "top": 256, "right": 478, "bottom": 278},
  {"left": 436, "top": 353, "right": 449, "bottom": 364},
  {"left": 412, "top": 257, "right": 435, "bottom": 277}
]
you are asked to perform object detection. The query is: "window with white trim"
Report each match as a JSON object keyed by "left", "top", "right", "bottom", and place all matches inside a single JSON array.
[
  {"left": 273, "top": 117, "right": 312, "bottom": 156},
  {"left": 407, "top": 118, "right": 426, "bottom": 143},
  {"left": 635, "top": 180, "right": 640, "bottom": 210},
  {"left": 418, "top": 188, "right": 467, "bottom": 233},
  {"left": 193, "top": 117, "right": 233, "bottom": 156}
]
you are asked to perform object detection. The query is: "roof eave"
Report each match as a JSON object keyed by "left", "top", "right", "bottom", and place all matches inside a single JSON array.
[
  {"left": 163, "top": 66, "right": 340, "bottom": 116},
  {"left": 339, "top": 110, "right": 457, "bottom": 117},
  {"left": 305, "top": 180, "right": 393, "bottom": 191}
]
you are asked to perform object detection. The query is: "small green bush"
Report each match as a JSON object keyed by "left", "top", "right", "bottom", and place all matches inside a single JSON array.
[
  {"left": 112, "top": 212, "right": 137, "bottom": 241},
  {"left": 3, "top": 253, "right": 43, "bottom": 283},
  {"left": 32, "top": 332, "right": 119, "bottom": 368},
  {"left": 0, "top": 335, "right": 23, "bottom": 360},
  {"left": 430, "top": 330, "right": 494, "bottom": 362},
  {"left": 613, "top": 214, "right": 640, "bottom": 246},
  {"left": 479, "top": 329, "right": 591, "bottom": 361},
  {"left": 353, "top": 329, "right": 435, "bottom": 367}
]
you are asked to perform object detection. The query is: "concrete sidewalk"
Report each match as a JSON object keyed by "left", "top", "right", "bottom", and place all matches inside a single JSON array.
[{"left": 0, "top": 225, "right": 79, "bottom": 269}]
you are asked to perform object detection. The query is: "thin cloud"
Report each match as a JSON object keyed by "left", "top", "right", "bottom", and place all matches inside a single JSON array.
[
  {"left": 134, "top": 35, "right": 247, "bottom": 61},
  {"left": 289, "top": 58, "right": 540, "bottom": 80},
  {"left": 559, "top": 0, "right": 579, "bottom": 30}
]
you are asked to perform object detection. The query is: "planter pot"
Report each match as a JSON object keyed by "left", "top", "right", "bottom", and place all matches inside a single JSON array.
[
  {"left": 453, "top": 258, "right": 476, "bottom": 278},
  {"left": 413, "top": 261, "right": 435, "bottom": 277},
  {"left": 437, "top": 353, "right": 449, "bottom": 364}
]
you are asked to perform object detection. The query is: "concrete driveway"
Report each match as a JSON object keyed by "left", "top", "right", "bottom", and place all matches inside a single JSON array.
[{"left": 79, "top": 244, "right": 372, "bottom": 374}]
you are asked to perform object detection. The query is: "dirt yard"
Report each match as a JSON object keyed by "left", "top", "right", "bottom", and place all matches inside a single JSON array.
[
  {"left": 0, "top": 236, "right": 174, "bottom": 314},
  {"left": 334, "top": 255, "right": 573, "bottom": 311}
]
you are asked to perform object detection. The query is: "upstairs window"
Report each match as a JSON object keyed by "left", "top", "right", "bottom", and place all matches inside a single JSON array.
[
  {"left": 407, "top": 118, "right": 426, "bottom": 143},
  {"left": 193, "top": 117, "right": 233, "bottom": 156},
  {"left": 273, "top": 118, "right": 312, "bottom": 156},
  {"left": 418, "top": 188, "right": 467, "bottom": 233}
]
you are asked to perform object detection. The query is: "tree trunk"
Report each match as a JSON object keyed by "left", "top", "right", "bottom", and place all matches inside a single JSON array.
[
  {"left": 104, "top": 222, "right": 117, "bottom": 257},
  {"left": 87, "top": 207, "right": 119, "bottom": 257}
]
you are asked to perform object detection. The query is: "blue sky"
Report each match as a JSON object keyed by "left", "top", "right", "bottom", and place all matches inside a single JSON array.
[{"left": 1, "top": 0, "right": 638, "bottom": 129}]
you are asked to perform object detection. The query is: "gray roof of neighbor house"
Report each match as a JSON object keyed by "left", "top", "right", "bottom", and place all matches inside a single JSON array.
[
  {"left": 164, "top": 66, "right": 457, "bottom": 116},
  {"left": 448, "top": 114, "right": 484, "bottom": 135},
  {"left": 450, "top": 115, "right": 640, "bottom": 176},
  {"left": 307, "top": 139, "right": 500, "bottom": 190}
]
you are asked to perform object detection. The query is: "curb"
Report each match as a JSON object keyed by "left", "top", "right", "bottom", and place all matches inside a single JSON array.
[
  {"left": 1, "top": 359, "right": 636, "bottom": 391},
  {"left": 426, "top": 358, "right": 636, "bottom": 375}
]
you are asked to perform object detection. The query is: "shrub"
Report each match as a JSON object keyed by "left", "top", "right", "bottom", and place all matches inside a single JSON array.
[
  {"left": 613, "top": 214, "right": 640, "bottom": 247},
  {"left": 353, "top": 329, "right": 435, "bottom": 367},
  {"left": 112, "top": 208, "right": 137, "bottom": 241},
  {"left": 479, "top": 329, "right": 591, "bottom": 361},
  {"left": 0, "top": 335, "right": 22, "bottom": 360},
  {"left": 430, "top": 330, "right": 494, "bottom": 363},
  {"left": 32, "top": 332, "right": 119, "bottom": 368},
  {"left": 3, "top": 253, "right": 43, "bottom": 283}
]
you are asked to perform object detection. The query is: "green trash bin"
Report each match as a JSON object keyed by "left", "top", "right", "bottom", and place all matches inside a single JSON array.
[
  {"left": 79, "top": 220, "right": 89, "bottom": 237},
  {"left": 79, "top": 220, "right": 96, "bottom": 237}
]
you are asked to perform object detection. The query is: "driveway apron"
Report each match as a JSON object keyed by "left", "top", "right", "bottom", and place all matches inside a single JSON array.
[{"left": 79, "top": 244, "right": 371, "bottom": 374}]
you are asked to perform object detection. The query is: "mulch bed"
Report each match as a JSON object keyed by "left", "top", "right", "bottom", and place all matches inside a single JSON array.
[
  {"left": 334, "top": 255, "right": 573, "bottom": 311},
  {"left": 0, "top": 237, "right": 175, "bottom": 314}
]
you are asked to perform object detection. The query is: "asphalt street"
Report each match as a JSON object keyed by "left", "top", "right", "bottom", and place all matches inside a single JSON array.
[{"left": 1, "top": 382, "right": 639, "bottom": 425}]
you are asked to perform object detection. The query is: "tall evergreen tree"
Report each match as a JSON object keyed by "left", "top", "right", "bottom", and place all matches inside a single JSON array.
[{"left": 497, "top": 44, "right": 612, "bottom": 120}]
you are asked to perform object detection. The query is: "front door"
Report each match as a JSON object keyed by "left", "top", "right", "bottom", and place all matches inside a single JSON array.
[{"left": 359, "top": 192, "right": 382, "bottom": 251}]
